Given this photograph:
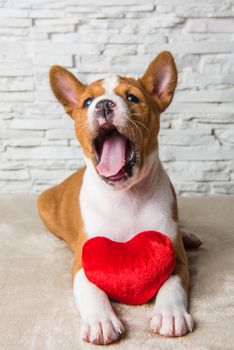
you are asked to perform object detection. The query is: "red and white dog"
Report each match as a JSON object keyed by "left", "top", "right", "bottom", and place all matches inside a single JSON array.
[{"left": 38, "top": 51, "right": 200, "bottom": 345}]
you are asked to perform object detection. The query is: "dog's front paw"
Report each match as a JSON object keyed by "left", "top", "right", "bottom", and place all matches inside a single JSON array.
[
  {"left": 150, "top": 306, "right": 194, "bottom": 337},
  {"left": 81, "top": 312, "right": 124, "bottom": 345}
]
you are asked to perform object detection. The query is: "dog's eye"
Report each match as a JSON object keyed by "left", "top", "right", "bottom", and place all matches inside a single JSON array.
[
  {"left": 126, "top": 94, "right": 139, "bottom": 103},
  {"left": 83, "top": 97, "right": 93, "bottom": 108}
]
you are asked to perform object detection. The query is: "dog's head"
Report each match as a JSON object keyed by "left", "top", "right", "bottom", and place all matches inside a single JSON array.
[{"left": 50, "top": 51, "right": 177, "bottom": 190}]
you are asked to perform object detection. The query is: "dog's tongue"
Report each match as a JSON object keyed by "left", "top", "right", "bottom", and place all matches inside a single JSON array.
[{"left": 96, "top": 132, "right": 126, "bottom": 177}]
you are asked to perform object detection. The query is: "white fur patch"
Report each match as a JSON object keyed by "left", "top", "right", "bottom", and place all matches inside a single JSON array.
[{"left": 102, "top": 74, "right": 118, "bottom": 94}]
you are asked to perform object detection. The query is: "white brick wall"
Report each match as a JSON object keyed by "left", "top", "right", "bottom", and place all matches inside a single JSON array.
[{"left": 0, "top": 0, "right": 234, "bottom": 196}]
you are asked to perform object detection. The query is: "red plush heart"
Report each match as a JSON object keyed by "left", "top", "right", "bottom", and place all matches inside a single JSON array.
[{"left": 82, "top": 231, "right": 175, "bottom": 305}]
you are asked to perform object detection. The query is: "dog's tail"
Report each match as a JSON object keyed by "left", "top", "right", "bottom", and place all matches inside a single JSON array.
[{"left": 179, "top": 224, "right": 203, "bottom": 249}]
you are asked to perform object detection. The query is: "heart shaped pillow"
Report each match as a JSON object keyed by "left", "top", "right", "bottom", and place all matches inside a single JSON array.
[{"left": 82, "top": 231, "right": 175, "bottom": 305}]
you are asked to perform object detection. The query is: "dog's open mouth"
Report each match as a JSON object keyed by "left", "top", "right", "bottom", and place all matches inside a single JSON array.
[{"left": 93, "top": 124, "right": 136, "bottom": 182}]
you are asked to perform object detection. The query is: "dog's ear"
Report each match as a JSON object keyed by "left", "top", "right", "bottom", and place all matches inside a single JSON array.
[
  {"left": 140, "top": 51, "right": 177, "bottom": 112},
  {"left": 49, "top": 65, "right": 86, "bottom": 117}
]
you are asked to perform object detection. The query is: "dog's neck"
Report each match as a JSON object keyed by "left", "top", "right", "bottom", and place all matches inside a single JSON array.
[{"left": 84, "top": 149, "right": 163, "bottom": 200}]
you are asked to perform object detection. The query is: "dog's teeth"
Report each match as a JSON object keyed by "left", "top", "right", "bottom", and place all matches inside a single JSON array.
[{"left": 127, "top": 148, "right": 135, "bottom": 162}]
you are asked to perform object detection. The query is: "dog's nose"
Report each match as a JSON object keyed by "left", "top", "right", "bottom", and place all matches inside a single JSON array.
[{"left": 95, "top": 99, "right": 116, "bottom": 120}]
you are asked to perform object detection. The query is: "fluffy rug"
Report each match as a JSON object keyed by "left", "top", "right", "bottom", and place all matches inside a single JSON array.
[{"left": 0, "top": 194, "right": 233, "bottom": 350}]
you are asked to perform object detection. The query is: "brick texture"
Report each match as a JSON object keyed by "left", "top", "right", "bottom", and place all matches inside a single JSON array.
[{"left": 0, "top": 0, "right": 234, "bottom": 195}]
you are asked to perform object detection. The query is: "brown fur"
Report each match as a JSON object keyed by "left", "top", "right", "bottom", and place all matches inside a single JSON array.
[
  {"left": 37, "top": 167, "right": 87, "bottom": 277},
  {"left": 170, "top": 182, "right": 189, "bottom": 291}
]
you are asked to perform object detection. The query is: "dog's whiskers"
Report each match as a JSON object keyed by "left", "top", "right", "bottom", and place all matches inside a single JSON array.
[
  {"left": 130, "top": 115, "right": 151, "bottom": 140},
  {"left": 126, "top": 124, "right": 135, "bottom": 140},
  {"left": 128, "top": 119, "right": 143, "bottom": 146}
]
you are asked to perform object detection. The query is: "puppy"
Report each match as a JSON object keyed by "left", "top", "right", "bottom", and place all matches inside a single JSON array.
[{"left": 38, "top": 51, "right": 197, "bottom": 345}]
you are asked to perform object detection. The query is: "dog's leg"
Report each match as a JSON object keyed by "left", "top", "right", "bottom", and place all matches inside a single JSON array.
[
  {"left": 73, "top": 269, "right": 124, "bottom": 345},
  {"left": 150, "top": 233, "right": 194, "bottom": 337}
]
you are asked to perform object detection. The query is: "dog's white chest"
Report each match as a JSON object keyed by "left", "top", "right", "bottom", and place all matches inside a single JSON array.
[
  {"left": 79, "top": 166, "right": 177, "bottom": 243},
  {"left": 81, "top": 194, "right": 156, "bottom": 241}
]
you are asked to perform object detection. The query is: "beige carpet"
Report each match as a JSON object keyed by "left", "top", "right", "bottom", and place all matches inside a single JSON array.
[{"left": 0, "top": 195, "right": 234, "bottom": 350}]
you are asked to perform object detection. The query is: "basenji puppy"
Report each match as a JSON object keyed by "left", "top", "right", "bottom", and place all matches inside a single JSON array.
[{"left": 38, "top": 51, "right": 201, "bottom": 345}]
